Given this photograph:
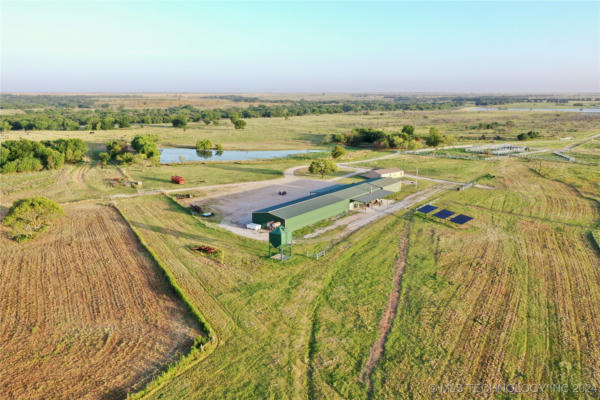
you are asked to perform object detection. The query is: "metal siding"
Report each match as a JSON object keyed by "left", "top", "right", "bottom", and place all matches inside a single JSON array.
[
  {"left": 284, "top": 199, "right": 349, "bottom": 231},
  {"left": 252, "top": 212, "right": 285, "bottom": 226},
  {"left": 251, "top": 178, "right": 401, "bottom": 227}
]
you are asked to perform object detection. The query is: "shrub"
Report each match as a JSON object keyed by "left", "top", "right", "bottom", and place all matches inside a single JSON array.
[
  {"left": 425, "top": 127, "right": 442, "bottom": 147},
  {"left": 331, "top": 133, "right": 346, "bottom": 143},
  {"left": 196, "top": 139, "right": 212, "bottom": 151},
  {"left": 120, "top": 152, "right": 134, "bottom": 165},
  {"left": 233, "top": 119, "right": 246, "bottom": 129},
  {"left": 171, "top": 114, "right": 188, "bottom": 129},
  {"left": 98, "top": 152, "right": 110, "bottom": 165},
  {"left": 401, "top": 124, "right": 415, "bottom": 137},
  {"left": 331, "top": 145, "right": 346, "bottom": 159},
  {"left": 3, "top": 196, "right": 64, "bottom": 242},
  {"left": 106, "top": 140, "right": 128, "bottom": 159}
]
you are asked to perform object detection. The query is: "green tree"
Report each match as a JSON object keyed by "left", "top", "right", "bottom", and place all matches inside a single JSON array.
[
  {"left": 308, "top": 159, "right": 337, "bottom": 179},
  {"left": 233, "top": 119, "right": 246, "bottom": 130},
  {"left": 425, "top": 127, "right": 444, "bottom": 148},
  {"left": 196, "top": 139, "right": 213, "bottom": 150},
  {"left": 100, "top": 116, "right": 114, "bottom": 130},
  {"left": 3, "top": 196, "right": 64, "bottom": 242},
  {"left": 0, "top": 120, "right": 12, "bottom": 132},
  {"left": 331, "top": 145, "right": 346, "bottom": 159},
  {"left": 171, "top": 114, "right": 188, "bottom": 129},
  {"left": 215, "top": 143, "right": 224, "bottom": 151},
  {"left": 401, "top": 125, "right": 415, "bottom": 137},
  {"left": 120, "top": 152, "right": 134, "bottom": 165},
  {"left": 117, "top": 114, "right": 131, "bottom": 128},
  {"left": 131, "top": 134, "right": 159, "bottom": 160},
  {"left": 106, "top": 140, "right": 127, "bottom": 159},
  {"left": 98, "top": 152, "right": 110, "bottom": 166}
]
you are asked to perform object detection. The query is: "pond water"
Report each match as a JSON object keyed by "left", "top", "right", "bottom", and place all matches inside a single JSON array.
[
  {"left": 159, "top": 148, "right": 322, "bottom": 164},
  {"left": 467, "top": 107, "right": 600, "bottom": 113}
]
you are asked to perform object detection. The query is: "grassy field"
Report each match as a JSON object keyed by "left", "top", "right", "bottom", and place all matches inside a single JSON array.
[
  {"left": 1, "top": 105, "right": 599, "bottom": 399},
  {"left": 307, "top": 160, "right": 600, "bottom": 399},
  {"left": 356, "top": 155, "right": 502, "bottom": 182},
  {"left": 0, "top": 204, "right": 200, "bottom": 400},
  {"left": 3, "top": 107, "right": 599, "bottom": 151}
]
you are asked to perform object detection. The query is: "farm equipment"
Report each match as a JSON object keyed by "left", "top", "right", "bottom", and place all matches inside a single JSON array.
[
  {"left": 171, "top": 176, "right": 185, "bottom": 184},
  {"left": 266, "top": 221, "right": 281, "bottom": 231},
  {"left": 190, "top": 204, "right": 202, "bottom": 212},
  {"left": 192, "top": 245, "right": 218, "bottom": 254}
]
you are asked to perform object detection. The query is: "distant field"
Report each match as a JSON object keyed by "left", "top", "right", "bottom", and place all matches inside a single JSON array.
[
  {"left": 3, "top": 107, "right": 599, "bottom": 151},
  {"left": 0, "top": 204, "right": 200, "bottom": 400}
]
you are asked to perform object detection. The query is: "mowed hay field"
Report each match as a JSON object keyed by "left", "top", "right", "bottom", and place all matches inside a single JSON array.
[
  {"left": 0, "top": 204, "right": 200, "bottom": 400},
  {"left": 306, "top": 160, "right": 600, "bottom": 399}
]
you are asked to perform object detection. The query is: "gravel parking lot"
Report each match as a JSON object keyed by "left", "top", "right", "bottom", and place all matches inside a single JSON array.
[{"left": 202, "top": 179, "right": 338, "bottom": 228}]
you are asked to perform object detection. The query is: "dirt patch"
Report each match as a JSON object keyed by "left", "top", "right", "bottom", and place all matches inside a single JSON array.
[
  {"left": 0, "top": 204, "right": 200, "bottom": 400},
  {"left": 359, "top": 223, "right": 410, "bottom": 390}
]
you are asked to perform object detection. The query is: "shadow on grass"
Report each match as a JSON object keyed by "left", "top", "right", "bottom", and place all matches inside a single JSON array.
[
  {"left": 130, "top": 220, "right": 209, "bottom": 242},
  {"left": 138, "top": 176, "right": 174, "bottom": 184}
]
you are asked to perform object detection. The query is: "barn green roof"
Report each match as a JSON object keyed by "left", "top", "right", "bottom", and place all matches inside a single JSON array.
[{"left": 253, "top": 178, "right": 401, "bottom": 220}]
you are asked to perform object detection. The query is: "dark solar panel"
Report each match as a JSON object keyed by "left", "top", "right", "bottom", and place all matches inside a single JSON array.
[
  {"left": 417, "top": 204, "right": 438, "bottom": 214},
  {"left": 433, "top": 209, "right": 455, "bottom": 219},
  {"left": 450, "top": 214, "right": 473, "bottom": 225}
]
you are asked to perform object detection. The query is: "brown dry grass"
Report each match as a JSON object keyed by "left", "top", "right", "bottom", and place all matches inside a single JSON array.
[{"left": 0, "top": 204, "right": 200, "bottom": 400}]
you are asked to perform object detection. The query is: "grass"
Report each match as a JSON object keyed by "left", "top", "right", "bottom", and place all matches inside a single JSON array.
[
  {"left": 293, "top": 166, "right": 355, "bottom": 179},
  {"left": 115, "top": 194, "right": 332, "bottom": 399},
  {"left": 357, "top": 154, "right": 501, "bottom": 182},
  {"left": 2, "top": 106, "right": 599, "bottom": 399},
  {"left": 0, "top": 162, "right": 136, "bottom": 206}
]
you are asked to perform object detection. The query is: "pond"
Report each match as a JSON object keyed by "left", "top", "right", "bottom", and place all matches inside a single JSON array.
[
  {"left": 467, "top": 107, "right": 600, "bottom": 113},
  {"left": 159, "top": 148, "right": 322, "bottom": 164}
]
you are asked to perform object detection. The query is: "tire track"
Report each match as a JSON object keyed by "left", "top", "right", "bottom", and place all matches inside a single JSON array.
[{"left": 359, "top": 223, "right": 410, "bottom": 393}]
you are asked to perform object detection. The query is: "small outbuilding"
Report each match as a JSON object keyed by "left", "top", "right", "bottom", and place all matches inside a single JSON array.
[{"left": 362, "top": 168, "right": 404, "bottom": 179}]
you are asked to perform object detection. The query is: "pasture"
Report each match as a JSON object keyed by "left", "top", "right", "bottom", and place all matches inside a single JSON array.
[{"left": 1, "top": 102, "right": 599, "bottom": 399}]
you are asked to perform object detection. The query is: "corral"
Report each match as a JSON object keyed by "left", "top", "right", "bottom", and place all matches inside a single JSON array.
[
  {"left": 252, "top": 178, "right": 402, "bottom": 231},
  {"left": 466, "top": 144, "right": 528, "bottom": 155}
]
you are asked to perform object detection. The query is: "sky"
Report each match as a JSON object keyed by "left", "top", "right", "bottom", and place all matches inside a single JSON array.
[{"left": 1, "top": 0, "right": 599, "bottom": 93}]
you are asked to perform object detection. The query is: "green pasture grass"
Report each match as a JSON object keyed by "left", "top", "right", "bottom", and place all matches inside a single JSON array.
[{"left": 357, "top": 154, "right": 500, "bottom": 182}]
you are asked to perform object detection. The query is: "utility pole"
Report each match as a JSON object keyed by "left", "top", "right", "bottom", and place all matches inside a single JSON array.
[{"left": 416, "top": 168, "right": 418, "bottom": 188}]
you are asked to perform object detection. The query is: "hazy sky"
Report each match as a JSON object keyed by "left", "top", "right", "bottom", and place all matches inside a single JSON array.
[{"left": 1, "top": 0, "right": 599, "bottom": 93}]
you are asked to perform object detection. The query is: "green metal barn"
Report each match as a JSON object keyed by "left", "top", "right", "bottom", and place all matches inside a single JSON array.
[{"left": 252, "top": 178, "right": 401, "bottom": 232}]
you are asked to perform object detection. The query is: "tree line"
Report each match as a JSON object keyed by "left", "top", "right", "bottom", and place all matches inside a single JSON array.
[
  {"left": 328, "top": 126, "right": 454, "bottom": 150},
  {"left": 0, "top": 138, "right": 87, "bottom": 173},
  {"left": 0, "top": 100, "right": 465, "bottom": 132}
]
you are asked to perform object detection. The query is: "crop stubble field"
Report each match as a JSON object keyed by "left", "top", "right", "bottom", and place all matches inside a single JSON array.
[{"left": 0, "top": 204, "right": 200, "bottom": 400}]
